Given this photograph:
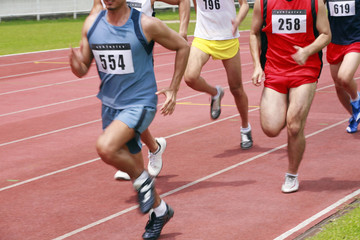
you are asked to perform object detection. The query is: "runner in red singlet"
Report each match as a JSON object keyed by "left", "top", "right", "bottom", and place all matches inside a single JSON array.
[{"left": 249, "top": 0, "right": 331, "bottom": 193}]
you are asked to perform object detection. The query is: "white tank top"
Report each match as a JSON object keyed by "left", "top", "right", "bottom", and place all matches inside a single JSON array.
[
  {"left": 194, "top": 0, "right": 240, "bottom": 40},
  {"left": 101, "top": 0, "right": 153, "bottom": 16}
]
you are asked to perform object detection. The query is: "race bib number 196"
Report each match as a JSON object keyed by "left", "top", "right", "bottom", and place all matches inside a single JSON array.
[
  {"left": 92, "top": 44, "right": 134, "bottom": 75},
  {"left": 272, "top": 10, "right": 307, "bottom": 34}
]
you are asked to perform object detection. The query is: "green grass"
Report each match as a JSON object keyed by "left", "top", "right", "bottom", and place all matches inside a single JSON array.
[
  {"left": 306, "top": 200, "right": 360, "bottom": 240},
  {"left": 155, "top": 8, "right": 197, "bottom": 21},
  {"left": 0, "top": 17, "right": 86, "bottom": 55},
  {"left": 0, "top": 8, "right": 253, "bottom": 55}
]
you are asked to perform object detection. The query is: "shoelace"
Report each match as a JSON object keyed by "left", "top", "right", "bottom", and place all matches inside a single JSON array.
[
  {"left": 148, "top": 144, "right": 161, "bottom": 166},
  {"left": 149, "top": 158, "right": 156, "bottom": 167},
  {"left": 145, "top": 219, "right": 155, "bottom": 230},
  {"left": 241, "top": 132, "right": 250, "bottom": 143},
  {"left": 285, "top": 176, "right": 296, "bottom": 186}
]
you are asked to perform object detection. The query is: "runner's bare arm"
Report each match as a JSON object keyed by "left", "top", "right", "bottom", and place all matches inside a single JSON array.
[
  {"left": 291, "top": 0, "right": 331, "bottom": 65},
  {"left": 155, "top": 0, "right": 190, "bottom": 40},
  {"left": 142, "top": 15, "right": 190, "bottom": 115},
  {"left": 232, "top": 0, "right": 249, "bottom": 36},
  {"left": 69, "top": 15, "right": 97, "bottom": 77},
  {"left": 90, "top": 0, "right": 105, "bottom": 15},
  {"left": 249, "top": 0, "right": 264, "bottom": 86}
]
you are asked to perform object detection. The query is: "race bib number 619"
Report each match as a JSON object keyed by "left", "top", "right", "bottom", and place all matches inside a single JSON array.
[{"left": 328, "top": 0, "right": 355, "bottom": 17}]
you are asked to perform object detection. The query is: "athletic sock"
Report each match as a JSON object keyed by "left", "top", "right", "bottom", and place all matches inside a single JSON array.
[
  {"left": 241, "top": 123, "right": 251, "bottom": 133},
  {"left": 351, "top": 92, "right": 360, "bottom": 102},
  {"left": 285, "top": 172, "right": 298, "bottom": 178},
  {"left": 151, "top": 140, "right": 161, "bottom": 154},
  {"left": 153, "top": 200, "right": 167, "bottom": 217},
  {"left": 133, "top": 170, "right": 150, "bottom": 190},
  {"left": 213, "top": 86, "right": 221, "bottom": 99}
]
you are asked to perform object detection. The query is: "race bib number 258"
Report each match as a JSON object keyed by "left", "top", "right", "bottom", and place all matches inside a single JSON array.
[
  {"left": 92, "top": 44, "right": 134, "bottom": 75},
  {"left": 272, "top": 10, "right": 307, "bottom": 34}
]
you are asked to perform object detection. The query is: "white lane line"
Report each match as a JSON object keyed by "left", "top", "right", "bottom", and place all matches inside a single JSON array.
[
  {"left": 0, "top": 56, "right": 69, "bottom": 67},
  {"left": 2, "top": 45, "right": 355, "bottom": 239},
  {"left": 0, "top": 67, "right": 235, "bottom": 117},
  {"left": 0, "top": 95, "right": 96, "bottom": 117},
  {"left": 0, "top": 92, "right": 233, "bottom": 147},
  {"left": 52, "top": 118, "right": 351, "bottom": 240},
  {"left": 0, "top": 61, "right": 248, "bottom": 96},
  {"left": 0, "top": 51, "right": 176, "bottom": 79},
  {"left": 0, "top": 66, "right": 70, "bottom": 80},
  {"left": 0, "top": 119, "right": 101, "bottom": 147},
  {"left": 0, "top": 76, "right": 97, "bottom": 96},
  {"left": 0, "top": 48, "right": 72, "bottom": 58},
  {"left": 0, "top": 81, "right": 338, "bottom": 147},
  {"left": 0, "top": 46, "right": 178, "bottom": 59},
  {"left": 0, "top": 158, "right": 101, "bottom": 192},
  {"left": 274, "top": 189, "right": 360, "bottom": 240},
  {"left": 0, "top": 112, "right": 251, "bottom": 193}
]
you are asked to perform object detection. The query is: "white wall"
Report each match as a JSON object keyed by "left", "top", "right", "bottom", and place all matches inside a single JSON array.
[
  {"left": 0, "top": 0, "right": 93, "bottom": 20},
  {"left": 0, "top": 0, "right": 183, "bottom": 21},
  {"left": 0, "top": 0, "right": 251, "bottom": 21}
]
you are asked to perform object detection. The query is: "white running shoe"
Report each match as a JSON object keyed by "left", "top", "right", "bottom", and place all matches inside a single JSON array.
[
  {"left": 147, "top": 137, "right": 167, "bottom": 177},
  {"left": 281, "top": 174, "right": 299, "bottom": 193},
  {"left": 114, "top": 170, "right": 130, "bottom": 181}
]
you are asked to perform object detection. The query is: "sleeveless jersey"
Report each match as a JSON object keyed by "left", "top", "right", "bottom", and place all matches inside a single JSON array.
[
  {"left": 326, "top": 0, "right": 360, "bottom": 45},
  {"left": 194, "top": 0, "right": 240, "bottom": 40},
  {"left": 87, "top": 9, "right": 157, "bottom": 109},
  {"left": 260, "top": 0, "right": 323, "bottom": 79},
  {"left": 101, "top": 0, "right": 153, "bottom": 16}
]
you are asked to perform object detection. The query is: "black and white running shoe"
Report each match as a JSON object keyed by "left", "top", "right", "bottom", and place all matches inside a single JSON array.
[{"left": 142, "top": 204, "right": 174, "bottom": 240}]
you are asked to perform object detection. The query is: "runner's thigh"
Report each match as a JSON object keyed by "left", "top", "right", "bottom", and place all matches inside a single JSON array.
[
  {"left": 222, "top": 50, "right": 243, "bottom": 88},
  {"left": 338, "top": 52, "right": 360, "bottom": 81},
  {"left": 185, "top": 46, "right": 210, "bottom": 79},
  {"left": 287, "top": 82, "right": 317, "bottom": 127},
  {"left": 260, "top": 87, "right": 288, "bottom": 134}
]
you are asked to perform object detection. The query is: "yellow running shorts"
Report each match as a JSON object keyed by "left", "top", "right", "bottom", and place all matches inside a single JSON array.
[{"left": 192, "top": 37, "right": 239, "bottom": 60}]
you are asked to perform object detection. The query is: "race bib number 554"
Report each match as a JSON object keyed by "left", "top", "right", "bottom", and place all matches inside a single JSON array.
[
  {"left": 272, "top": 10, "right": 307, "bottom": 34},
  {"left": 92, "top": 44, "right": 134, "bottom": 75}
]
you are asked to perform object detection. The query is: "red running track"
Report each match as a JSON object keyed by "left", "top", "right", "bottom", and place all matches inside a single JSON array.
[{"left": 0, "top": 33, "right": 359, "bottom": 240}]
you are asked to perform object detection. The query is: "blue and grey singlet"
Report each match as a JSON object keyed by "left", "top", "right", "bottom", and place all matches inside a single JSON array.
[{"left": 87, "top": 8, "right": 157, "bottom": 109}]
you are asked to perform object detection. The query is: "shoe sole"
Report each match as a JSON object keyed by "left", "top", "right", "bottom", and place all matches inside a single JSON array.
[
  {"left": 241, "top": 143, "right": 253, "bottom": 150},
  {"left": 148, "top": 166, "right": 162, "bottom": 178},
  {"left": 346, "top": 128, "right": 358, "bottom": 134},
  {"left": 281, "top": 184, "right": 299, "bottom": 193},
  {"left": 282, "top": 188, "right": 299, "bottom": 193}
]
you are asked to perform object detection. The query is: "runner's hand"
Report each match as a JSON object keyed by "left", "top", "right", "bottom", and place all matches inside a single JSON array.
[
  {"left": 156, "top": 88, "right": 177, "bottom": 116},
  {"left": 291, "top": 45, "right": 309, "bottom": 65},
  {"left": 251, "top": 66, "right": 264, "bottom": 87},
  {"left": 231, "top": 19, "right": 240, "bottom": 36},
  {"left": 69, "top": 47, "right": 85, "bottom": 77}
]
